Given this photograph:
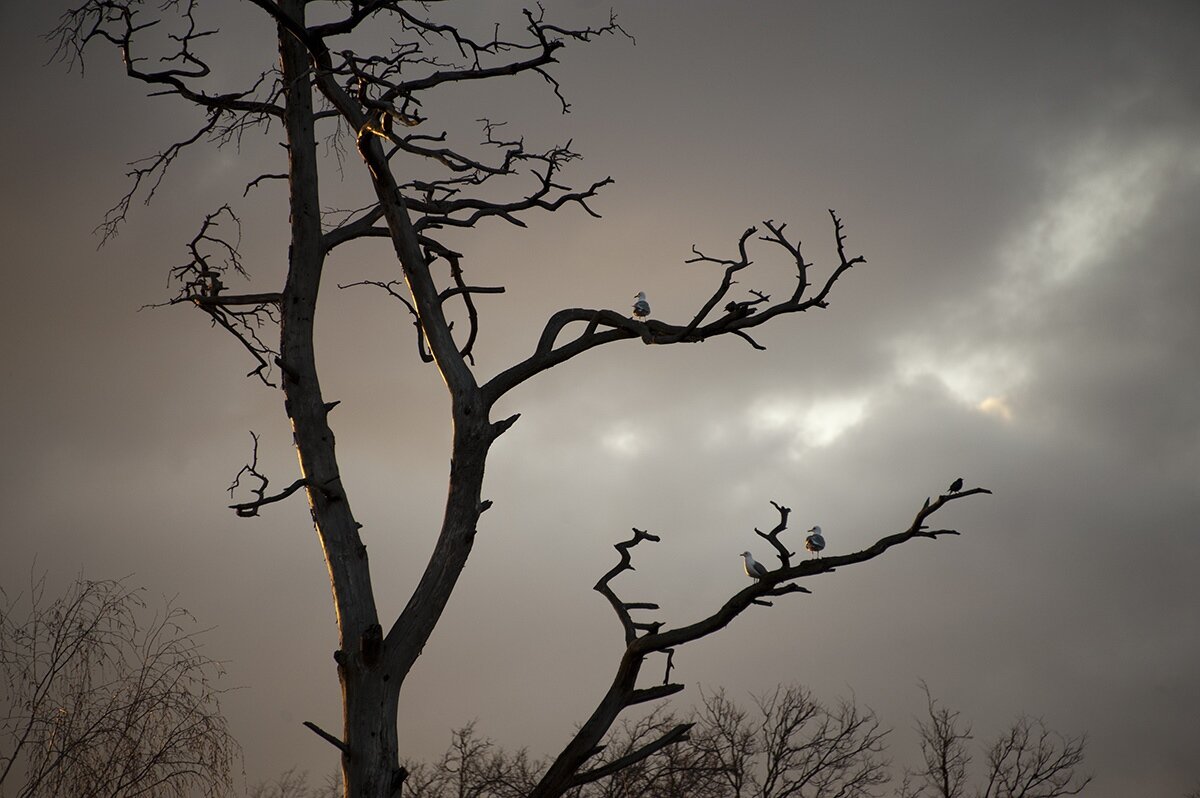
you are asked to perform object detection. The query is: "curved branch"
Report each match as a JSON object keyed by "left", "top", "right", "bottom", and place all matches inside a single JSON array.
[
  {"left": 339, "top": 279, "right": 434, "bottom": 363},
  {"left": 482, "top": 212, "right": 866, "bottom": 407},
  {"left": 53, "top": 3, "right": 284, "bottom": 241},
  {"left": 755, "top": 500, "right": 795, "bottom": 566},
  {"left": 227, "top": 431, "right": 310, "bottom": 517},
  {"left": 594, "top": 529, "right": 662, "bottom": 645}
]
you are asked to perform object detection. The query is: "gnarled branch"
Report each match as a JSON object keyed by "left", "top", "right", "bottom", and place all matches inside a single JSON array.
[
  {"left": 594, "top": 528, "right": 663, "bottom": 645},
  {"left": 482, "top": 212, "right": 866, "bottom": 407},
  {"left": 227, "top": 432, "right": 308, "bottom": 517},
  {"left": 531, "top": 484, "right": 990, "bottom": 798}
]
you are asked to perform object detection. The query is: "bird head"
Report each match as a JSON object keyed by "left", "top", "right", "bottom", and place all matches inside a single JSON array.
[
  {"left": 739, "top": 551, "right": 753, "bottom": 559},
  {"left": 635, "top": 291, "right": 646, "bottom": 300},
  {"left": 807, "top": 525, "right": 822, "bottom": 535}
]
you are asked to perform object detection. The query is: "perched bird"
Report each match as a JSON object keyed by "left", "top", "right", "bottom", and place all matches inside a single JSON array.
[
  {"left": 948, "top": 477, "right": 964, "bottom": 494},
  {"left": 632, "top": 291, "right": 651, "bottom": 321},
  {"left": 804, "top": 526, "right": 825, "bottom": 558},
  {"left": 740, "top": 551, "right": 770, "bottom": 580}
]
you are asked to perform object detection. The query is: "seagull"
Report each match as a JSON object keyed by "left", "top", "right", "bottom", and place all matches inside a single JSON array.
[
  {"left": 632, "top": 291, "right": 651, "bottom": 321},
  {"left": 740, "top": 551, "right": 770, "bottom": 580},
  {"left": 804, "top": 526, "right": 825, "bottom": 558},
  {"left": 948, "top": 477, "right": 964, "bottom": 494}
]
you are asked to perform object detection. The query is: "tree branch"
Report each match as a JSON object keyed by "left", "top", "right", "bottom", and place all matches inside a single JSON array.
[
  {"left": 482, "top": 212, "right": 866, "bottom": 407},
  {"left": 303, "top": 721, "right": 349, "bottom": 755},
  {"left": 567, "top": 723, "right": 694, "bottom": 788},
  {"left": 227, "top": 431, "right": 309, "bottom": 517},
  {"left": 594, "top": 528, "right": 663, "bottom": 645},
  {"left": 635, "top": 487, "right": 991, "bottom": 657}
]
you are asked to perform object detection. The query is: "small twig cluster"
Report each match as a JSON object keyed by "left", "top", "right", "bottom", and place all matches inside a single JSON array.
[
  {"left": 227, "top": 432, "right": 307, "bottom": 518},
  {"left": 149, "top": 206, "right": 282, "bottom": 385}
]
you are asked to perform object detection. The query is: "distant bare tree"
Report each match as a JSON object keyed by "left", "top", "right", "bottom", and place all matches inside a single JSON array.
[
  {"left": 567, "top": 707, "right": 724, "bottom": 798},
  {"left": 403, "top": 722, "right": 540, "bottom": 798},
  {"left": 271, "top": 684, "right": 1089, "bottom": 798},
  {"left": 388, "top": 723, "right": 539, "bottom": 798},
  {"left": 52, "top": 2, "right": 992, "bottom": 795},
  {"left": 249, "top": 767, "right": 341, "bottom": 798},
  {"left": 0, "top": 574, "right": 237, "bottom": 798},
  {"left": 901, "top": 689, "right": 1090, "bottom": 798},
  {"left": 898, "top": 683, "right": 973, "bottom": 798},
  {"left": 385, "top": 686, "right": 886, "bottom": 798},
  {"left": 689, "top": 686, "right": 890, "bottom": 798},
  {"left": 978, "top": 716, "right": 1090, "bottom": 798}
]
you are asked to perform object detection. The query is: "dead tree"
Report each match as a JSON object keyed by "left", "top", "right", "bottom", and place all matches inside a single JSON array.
[
  {"left": 901, "top": 688, "right": 1090, "bottom": 798},
  {"left": 900, "top": 683, "right": 974, "bottom": 798},
  {"left": 686, "top": 685, "right": 889, "bottom": 798},
  {"left": 0, "top": 574, "right": 237, "bottom": 798},
  {"left": 51, "top": 3, "right": 991, "bottom": 797}
]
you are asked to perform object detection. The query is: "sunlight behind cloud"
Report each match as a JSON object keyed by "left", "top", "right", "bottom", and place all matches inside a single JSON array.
[
  {"left": 893, "top": 341, "right": 1029, "bottom": 419},
  {"left": 599, "top": 422, "right": 648, "bottom": 458},
  {"left": 977, "top": 396, "right": 1013, "bottom": 422}
]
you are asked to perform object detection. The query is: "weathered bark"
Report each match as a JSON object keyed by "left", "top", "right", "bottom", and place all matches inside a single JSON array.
[
  {"left": 277, "top": 8, "right": 503, "bottom": 795},
  {"left": 276, "top": 4, "right": 398, "bottom": 796}
]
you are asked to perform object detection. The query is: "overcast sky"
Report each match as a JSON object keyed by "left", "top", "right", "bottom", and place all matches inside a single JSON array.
[{"left": 2, "top": 2, "right": 1199, "bottom": 796}]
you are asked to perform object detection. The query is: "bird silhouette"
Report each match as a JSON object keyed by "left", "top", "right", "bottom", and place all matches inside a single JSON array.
[
  {"left": 740, "top": 551, "right": 769, "bottom": 579},
  {"left": 948, "top": 477, "right": 964, "bottom": 494},
  {"left": 632, "top": 291, "right": 651, "bottom": 321},
  {"left": 804, "top": 526, "right": 826, "bottom": 558}
]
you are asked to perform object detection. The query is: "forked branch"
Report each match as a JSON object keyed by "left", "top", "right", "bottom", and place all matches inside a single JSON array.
[
  {"left": 594, "top": 528, "right": 663, "bottom": 645},
  {"left": 147, "top": 206, "right": 281, "bottom": 384},
  {"left": 227, "top": 432, "right": 308, "bottom": 518},
  {"left": 482, "top": 211, "right": 866, "bottom": 407},
  {"left": 531, "top": 483, "right": 991, "bottom": 798},
  {"left": 755, "top": 500, "right": 796, "bottom": 566},
  {"left": 51, "top": 1, "right": 283, "bottom": 242}
]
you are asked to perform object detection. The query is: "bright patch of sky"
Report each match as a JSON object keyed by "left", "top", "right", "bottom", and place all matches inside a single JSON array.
[
  {"left": 1004, "top": 135, "right": 1200, "bottom": 289},
  {"left": 599, "top": 422, "right": 649, "bottom": 457},
  {"left": 891, "top": 341, "right": 1029, "bottom": 417},
  {"left": 890, "top": 134, "right": 1200, "bottom": 423},
  {"left": 747, "top": 393, "right": 870, "bottom": 453}
]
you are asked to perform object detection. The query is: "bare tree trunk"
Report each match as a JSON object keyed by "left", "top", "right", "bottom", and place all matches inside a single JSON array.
[{"left": 276, "top": 4, "right": 398, "bottom": 796}]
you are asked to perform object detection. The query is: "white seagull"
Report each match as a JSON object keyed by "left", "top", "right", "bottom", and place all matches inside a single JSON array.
[
  {"left": 740, "top": 551, "right": 770, "bottom": 580},
  {"left": 632, "top": 291, "right": 651, "bottom": 321},
  {"left": 804, "top": 526, "right": 826, "bottom": 558}
]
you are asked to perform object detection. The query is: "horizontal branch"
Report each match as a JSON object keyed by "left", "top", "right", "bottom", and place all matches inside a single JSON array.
[
  {"left": 229, "top": 478, "right": 308, "bottom": 518},
  {"left": 627, "top": 683, "right": 685, "bottom": 706},
  {"left": 193, "top": 292, "right": 283, "bottom": 307}
]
